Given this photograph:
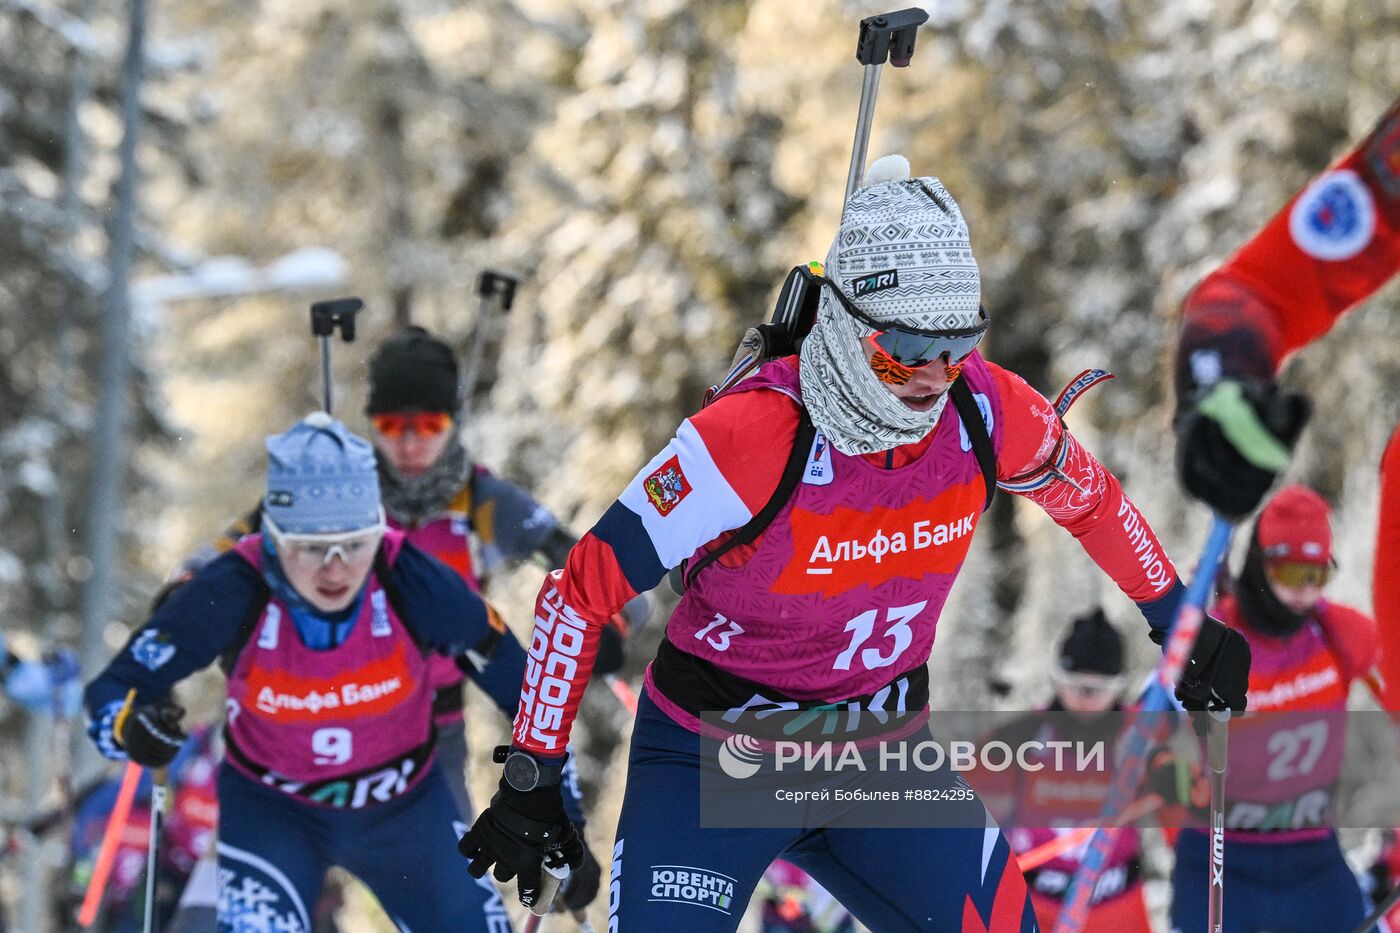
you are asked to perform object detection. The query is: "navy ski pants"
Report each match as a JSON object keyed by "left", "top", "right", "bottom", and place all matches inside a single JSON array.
[
  {"left": 216, "top": 761, "right": 510, "bottom": 932},
  {"left": 1169, "top": 829, "right": 1367, "bottom": 933},
  {"left": 606, "top": 691, "right": 1038, "bottom": 932}
]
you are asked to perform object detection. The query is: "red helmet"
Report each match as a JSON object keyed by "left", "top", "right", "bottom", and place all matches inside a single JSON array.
[{"left": 1255, "top": 484, "right": 1332, "bottom": 566}]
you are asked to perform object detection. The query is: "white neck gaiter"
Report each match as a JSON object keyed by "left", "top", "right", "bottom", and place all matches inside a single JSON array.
[{"left": 798, "top": 288, "right": 948, "bottom": 456}]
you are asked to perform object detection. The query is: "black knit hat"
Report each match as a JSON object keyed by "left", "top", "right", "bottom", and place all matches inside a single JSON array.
[
  {"left": 1057, "top": 608, "right": 1125, "bottom": 676},
  {"left": 366, "top": 326, "right": 461, "bottom": 415}
]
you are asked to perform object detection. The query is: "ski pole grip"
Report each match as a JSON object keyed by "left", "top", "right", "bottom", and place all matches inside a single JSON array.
[
  {"left": 477, "top": 271, "right": 518, "bottom": 312},
  {"left": 855, "top": 8, "right": 929, "bottom": 67},
  {"left": 530, "top": 857, "right": 571, "bottom": 917},
  {"left": 151, "top": 768, "right": 169, "bottom": 810},
  {"left": 309, "top": 297, "right": 364, "bottom": 341},
  {"left": 844, "top": 10, "right": 927, "bottom": 204}
]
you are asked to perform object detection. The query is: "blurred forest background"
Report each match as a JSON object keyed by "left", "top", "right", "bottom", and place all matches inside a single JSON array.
[{"left": 2, "top": 0, "right": 1399, "bottom": 929}]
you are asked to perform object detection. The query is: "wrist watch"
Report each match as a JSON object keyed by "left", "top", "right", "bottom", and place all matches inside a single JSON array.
[{"left": 495, "top": 745, "right": 565, "bottom": 792}]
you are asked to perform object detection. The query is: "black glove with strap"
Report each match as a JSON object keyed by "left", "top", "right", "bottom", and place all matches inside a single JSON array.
[
  {"left": 1175, "top": 378, "right": 1310, "bottom": 518},
  {"left": 1149, "top": 616, "right": 1251, "bottom": 713},
  {"left": 115, "top": 696, "right": 187, "bottom": 768},
  {"left": 459, "top": 749, "right": 584, "bottom": 910}
]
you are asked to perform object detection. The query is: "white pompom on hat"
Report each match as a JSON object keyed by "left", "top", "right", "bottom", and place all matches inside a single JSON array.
[
  {"left": 825, "top": 153, "right": 982, "bottom": 332},
  {"left": 862, "top": 153, "right": 911, "bottom": 186}
]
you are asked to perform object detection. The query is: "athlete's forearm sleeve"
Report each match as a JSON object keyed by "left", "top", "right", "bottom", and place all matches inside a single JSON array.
[
  {"left": 991, "top": 364, "right": 1181, "bottom": 620},
  {"left": 1177, "top": 97, "right": 1400, "bottom": 394},
  {"left": 512, "top": 571, "right": 603, "bottom": 755},
  {"left": 392, "top": 543, "right": 494, "bottom": 655}
]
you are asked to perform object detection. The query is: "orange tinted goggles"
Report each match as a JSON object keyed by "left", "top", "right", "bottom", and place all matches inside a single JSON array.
[
  {"left": 867, "top": 344, "right": 967, "bottom": 387},
  {"left": 370, "top": 411, "right": 453, "bottom": 439},
  {"left": 1265, "top": 561, "right": 1332, "bottom": 588}
]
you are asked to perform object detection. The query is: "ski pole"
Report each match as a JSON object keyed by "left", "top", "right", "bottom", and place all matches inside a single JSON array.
[
  {"left": 308, "top": 297, "right": 364, "bottom": 415},
  {"left": 1016, "top": 794, "right": 1163, "bottom": 872},
  {"left": 535, "top": 858, "right": 570, "bottom": 916},
  {"left": 842, "top": 8, "right": 928, "bottom": 206},
  {"left": 524, "top": 851, "right": 601, "bottom": 932},
  {"left": 142, "top": 769, "right": 168, "bottom": 933},
  {"left": 522, "top": 908, "right": 596, "bottom": 933},
  {"left": 78, "top": 759, "right": 143, "bottom": 926},
  {"left": 460, "top": 270, "right": 518, "bottom": 421},
  {"left": 1206, "top": 709, "right": 1229, "bottom": 932},
  {"left": 1052, "top": 514, "right": 1235, "bottom": 933},
  {"left": 520, "top": 857, "right": 572, "bottom": 933}
]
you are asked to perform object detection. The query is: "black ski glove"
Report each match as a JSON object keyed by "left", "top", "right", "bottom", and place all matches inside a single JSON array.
[
  {"left": 1149, "top": 616, "right": 1251, "bottom": 713},
  {"left": 115, "top": 697, "right": 187, "bottom": 768},
  {"left": 459, "top": 779, "right": 584, "bottom": 910},
  {"left": 559, "top": 840, "right": 602, "bottom": 912},
  {"left": 1175, "top": 378, "right": 1310, "bottom": 518}
]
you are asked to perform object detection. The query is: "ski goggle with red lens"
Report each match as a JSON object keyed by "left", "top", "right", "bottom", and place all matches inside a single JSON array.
[
  {"left": 818, "top": 277, "right": 989, "bottom": 383},
  {"left": 1265, "top": 561, "right": 1332, "bottom": 588},
  {"left": 370, "top": 411, "right": 453, "bottom": 440}
]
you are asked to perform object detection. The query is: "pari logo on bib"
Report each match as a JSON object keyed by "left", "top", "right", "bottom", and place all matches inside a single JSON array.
[{"left": 1288, "top": 169, "right": 1376, "bottom": 261}]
